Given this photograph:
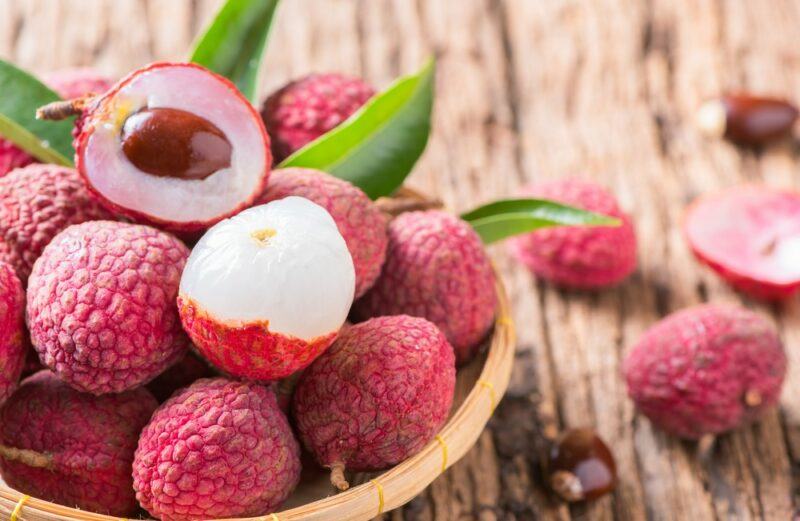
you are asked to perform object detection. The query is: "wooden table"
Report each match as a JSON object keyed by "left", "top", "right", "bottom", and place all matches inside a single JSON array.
[{"left": 2, "top": 1, "right": 799, "bottom": 519}]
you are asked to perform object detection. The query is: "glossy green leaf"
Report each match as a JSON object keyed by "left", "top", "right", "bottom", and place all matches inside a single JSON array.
[
  {"left": 0, "top": 60, "right": 73, "bottom": 165},
  {"left": 280, "top": 58, "right": 435, "bottom": 199},
  {"left": 189, "top": 0, "right": 280, "bottom": 103},
  {"left": 462, "top": 198, "right": 620, "bottom": 244}
]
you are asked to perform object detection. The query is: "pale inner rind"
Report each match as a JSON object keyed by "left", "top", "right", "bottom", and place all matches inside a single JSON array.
[
  {"left": 84, "top": 65, "right": 267, "bottom": 223},
  {"left": 180, "top": 197, "right": 356, "bottom": 340}
]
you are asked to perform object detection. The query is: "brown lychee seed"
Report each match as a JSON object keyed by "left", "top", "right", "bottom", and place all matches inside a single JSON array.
[
  {"left": 697, "top": 93, "right": 798, "bottom": 146},
  {"left": 548, "top": 428, "right": 617, "bottom": 503}
]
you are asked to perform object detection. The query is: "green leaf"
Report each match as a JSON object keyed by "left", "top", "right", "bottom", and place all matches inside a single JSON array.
[
  {"left": 189, "top": 0, "right": 280, "bottom": 103},
  {"left": 0, "top": 60, "right": 73, "bottom": 165},
  {"left": 280, "top": 58, "right": 435, "bottom": 199},
  {"left": 462, "top": 198, "right": 620, "bottom": 245}
]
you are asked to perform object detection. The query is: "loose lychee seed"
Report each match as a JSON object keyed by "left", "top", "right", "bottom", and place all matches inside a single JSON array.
[
  {"left": 548, "top": 428, "right": 617, "bottom": 503},
  {"left": 120, "top": 107, "right": 232, "bottom": 180}
]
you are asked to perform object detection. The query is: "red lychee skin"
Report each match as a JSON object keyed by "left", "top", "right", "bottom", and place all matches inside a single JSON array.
[
  {"left": 177, "top": 296, "right": 338, "bottom": 382},
  {"left": 293, "top": 315, "right": 456, "bottom": 476},
  {"left": 684, "top": 186, "right": 800, "bottom": 300},
  {"left": 261, "top": 73, "right": 375, "bottom": 162},
  {"left": 0, "top": 371, "right": 158, "bottom": 516},
  {"left": 0, "top": 261, "right": 25, "bottom": 405},
  {"left": 43, "top": 68, "right": 114, "bottom": 99},
  {"left": 133, "top": 378, "right": 301, "bottom": 521},
  {"left": 74, "top": 62, "right": 272, "bottom": 233},
  {"left": 0, "top": 164, "right": 115, "bottom": 283},
  {"left": 146, "top": 350, "right": 217, "bottom": 402},
  {"left": 0, "top": 139, "right": 35, "bottom": 178},
  {"left": 623, "top": 304, "right": 786, "bottom": 439},
  {"left": 257, "top": 168, "right": 388, "bottom": 297},
  {"left": 354, "top": 210, "right": 496, "bottom": 365},
  {"left": 508, "top": 178, "right": 637, "bottom": 289},
  {"left": 27, "top": 221, "right": 190, "bottom": 394}
]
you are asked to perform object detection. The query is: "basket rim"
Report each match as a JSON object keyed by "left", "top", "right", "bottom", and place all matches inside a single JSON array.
[{"left": 0, "top": 187, "right": 517, "bottom": 521}]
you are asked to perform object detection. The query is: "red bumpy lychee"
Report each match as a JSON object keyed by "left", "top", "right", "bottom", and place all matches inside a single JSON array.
[
  {"left": 261, "top": 73, "right": 375, "bottom": 161},
  {"left": 623, "top": 304, "right": 786, "bottom": 439},
  {"left": 26, "top": 221, "right": 190, "bottom": 394},
  {"left": 0, "top": 164, "right": 114, "bottom": 283},
  {"left": 684, "top": 185, "right": 800, "bottom": 300},
  {"left": 354, "top": 210, "right": 496, "bottom": 364},
  {"left": 508, "top": 178, "right": 637, "bottom": 289},
  {"left": 133, "top": 378, "right": 301, "bottom": 521},
  {"left": 293, "top": 315, "right": 456, "bottom": 490},
  {"left": 0, "top": 261, "right": 25, "bottom": 406},
  {"left": 258, "top": 167, "right": 388, "bottom": 297},
  {"left": 0, "top": 371, "right": 158, "bottom": 516}
]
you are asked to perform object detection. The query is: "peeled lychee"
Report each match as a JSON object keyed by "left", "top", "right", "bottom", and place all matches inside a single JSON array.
[
  {"left": 178, "top": 197, "right": 355, "bottom": 381},
  {"left": 507, "top": 178, "right": 637, "bottom": 289},
  {"left": 43, "top": 67, "right": 114, "bottom": 99},
  {"left": 261, "top": 73, "right": 375, "bottom": 161},
  {"left": 27, "top": 220, "right": 190, "bottom": 394},
  {"left": 0, "top": 139, "right": 35, "bottom": 178},
  {"left": 257, "top": 167, "right": 387, "bottom": 297},
  {"left": 133, "top": 378, "right": 301, "bottom": 520},
  {"left": 0, "top": 164, "right": 114, "bottom": 283},
  {"left": 623, "top": 304, "right": 786, "bottom": 439},
  {"left": 293, "top": 315, "right": 455, "bottom": 490},
  {"left": 0, "top": 371, "right": 158, "bottom": 516},
  {"left": 354, "top": 210, "right": 496, "bottom": 364},
  {"left": 53, "top": 62, "right": 270, "bottom": 232},
  {"left": 146, "top": 351, "right": 216, "bottom": 402},
  {"left": 0, "top": 261, "right": 25, "bottom": 406},
  {"left": 685, "top": 186, "right": 800, "bottom": 300}
]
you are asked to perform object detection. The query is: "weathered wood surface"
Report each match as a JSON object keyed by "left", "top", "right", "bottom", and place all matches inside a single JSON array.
[{"left": 2, "top": 0, "right": 799, "bottom": 519}]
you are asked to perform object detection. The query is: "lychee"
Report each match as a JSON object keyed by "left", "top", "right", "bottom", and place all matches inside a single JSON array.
[
  {"left": 623, "top": 304, "right": 786, "bottom": 439},
  {"left": 0, "top": 164, "right": 114, "bottom": 283},
  {"left": 354, "top": 210, "right": 496, "bottom": 364},
  {"left": 507, "top": 178, "right": 637, "bottom": 289},
  {"left": 146, "top": 351, "right": 217, "bottom": 402},
  {"left": 257, "top": 167, "right": 388, "bottom": 297},
  {"left": 0, "top": 261, "right": 25, "bottom": 406},
  {"left": 0, "top": 370, "right": 158, "bottom": 516},
  {"left": 0, "top": 139, "right": 35, "bottom": 178},
  {"left": 41, "top": 62, "right": 271, "bottom": 232},
  {"left": 178, "top": 197, "right": 354, "bottom": 381},
  {"left": 261, "top": 73, "right": 375, "bottom": 161},
  {"left": 27, "top": 220, "right": 190, "bottom": 394},
  {"left": 684, "top": 185, "right": 800, "bottom": 300},
  {"left": 293, "top": 315, "right": 456, "bottom": 490},
  {"left": 133, "top": 378, "right": 301, "bottom": 520},
  {"left": 43, "top": 67, "right": 114, "bottom": 99}
]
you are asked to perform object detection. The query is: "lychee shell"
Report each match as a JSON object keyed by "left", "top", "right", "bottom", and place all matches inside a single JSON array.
[
  {"left": 26, "top": 221, "right": 190, "bottom": 394},
  {"left": 0, "top": 261, "right": 25, "bottom": 405},
  {"left": 0, "top": 371, "right": 158, "bottom": 516},
  {"left": 623, "top": 304, "right": 786, "bottom": 439},
  {"left": 354, "top": 210, "right": 496, "bottom": 364},
  {"left": 133, "top": 378, "right": 301, "bottom": 521},
  {"left": 257, "top": 167, "right": 388, "bottom": 297}
]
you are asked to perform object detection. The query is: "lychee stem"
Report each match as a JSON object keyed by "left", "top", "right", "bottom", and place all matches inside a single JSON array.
[
  {"left": 36, "top": 96, "right": 92, "bottom": 121},
  {"left": 330, "top": 462, "right": 350, "bottom": 491},
  {"left": 0, "top": 444, "right": 54, "bottom": 469}
]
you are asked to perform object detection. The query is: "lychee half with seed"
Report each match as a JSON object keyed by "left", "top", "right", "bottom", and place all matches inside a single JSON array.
[
  {"left": 133, "top": 378, "right": 301, "bottom": 520},
  {"left": 0, "top": 164, "right": 114, "bottom": 283},
  {"left": 27, "top": 220, "right": 190, "bottom": 394},
  {"left": 63, "top": 62, "right": 270, "bottom": 232},
  {"left": 685, "top": 185, "right": 800, "bottom": 300},
  {"left": 178, "top": 196, "right": 355, "bottom": 381},
  {"left": 0, "top": 371, "right": 158, "bottom": 516},
  {"left": 507, "top": 178, "right": 637, "bottom": 289},
  {"left": 261, "top": 73, "right": 375, "bottom": 161},
  {"left": 0, "top": 261, "right": 25, "bottom": 406},
  {"left": 293, "top": 315, "right": 456, "bottom": 491},
  {"left": 257, "top": 167, "right": 388, "bottom": 297},
  {"left": 354, "top": 210, "right": 496, "bottom": 365},
  {"left": 623, "top": 304, "right": 786, "bottom": 439}
]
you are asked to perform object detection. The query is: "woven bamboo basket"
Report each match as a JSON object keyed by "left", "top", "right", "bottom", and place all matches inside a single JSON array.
[{"left": 0, "top": 188, "right": 516, "bottom": 521}]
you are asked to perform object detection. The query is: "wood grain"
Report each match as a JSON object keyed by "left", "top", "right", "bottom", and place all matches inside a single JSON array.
[{"left": 1, "top": 0, "right": 799, "bottom": 519}]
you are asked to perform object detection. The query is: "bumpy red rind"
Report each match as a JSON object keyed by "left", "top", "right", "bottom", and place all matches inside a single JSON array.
[{"left": 0, "top": 261, "right": 25, "bottom": 406}]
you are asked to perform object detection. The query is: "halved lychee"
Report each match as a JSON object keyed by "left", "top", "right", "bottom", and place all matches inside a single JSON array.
[
  {"left": 685, "top": 185, "right": 800, "bottom": 300},
  {"left": 43, "top": 62, "right": 271, "bottom": 232},
  {"left": 178, "top": 196, "right": 355, "bottom": 381}
]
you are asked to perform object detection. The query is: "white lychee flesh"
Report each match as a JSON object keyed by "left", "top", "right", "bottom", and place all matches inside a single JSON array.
[{"left": 179, "top": 196, "right": 355, "bottom": 340}]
